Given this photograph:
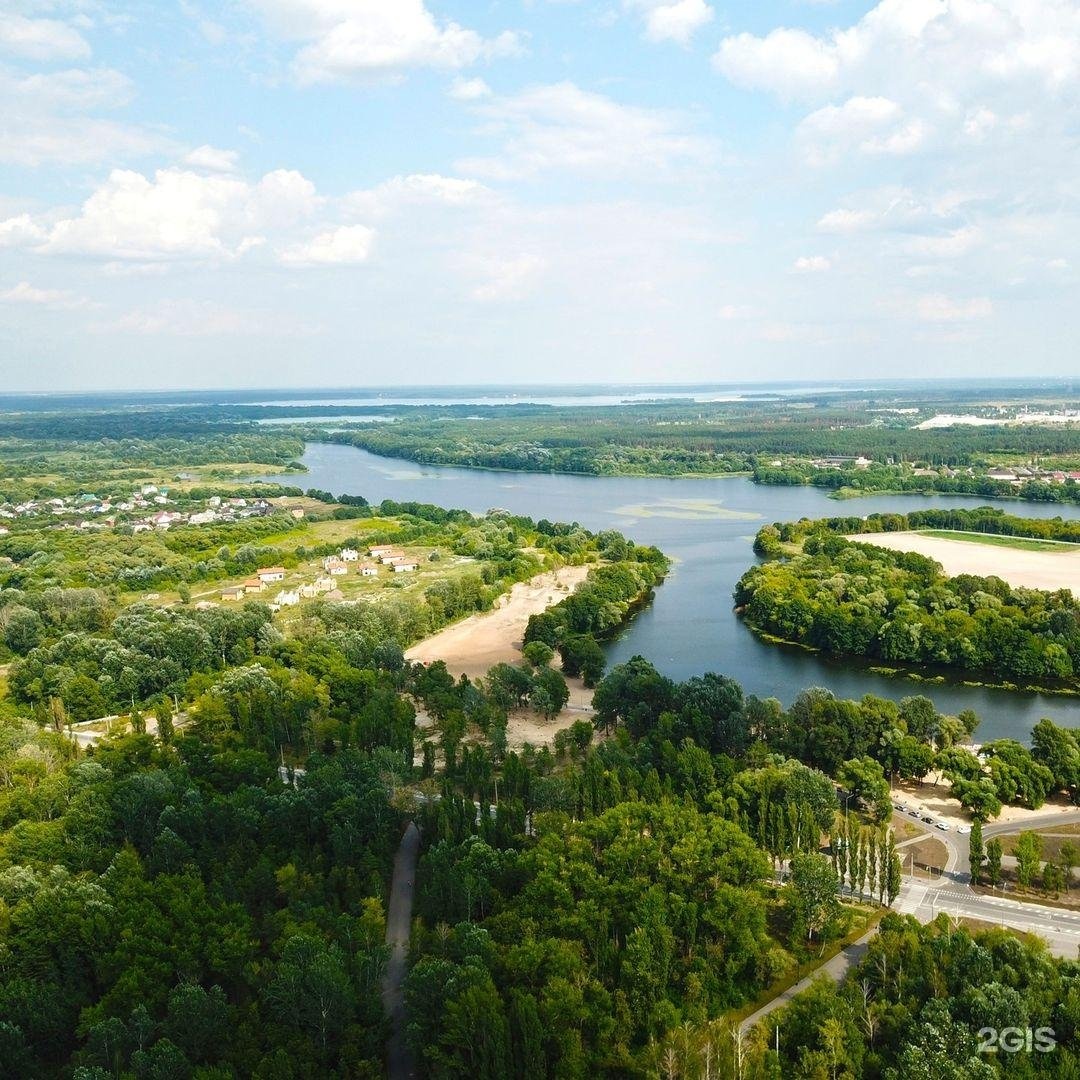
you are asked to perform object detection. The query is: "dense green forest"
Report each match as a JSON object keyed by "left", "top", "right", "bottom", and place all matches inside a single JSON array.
[
  {"left": 7, "top": 581, "right": 1080, "bottom": 1074},
  {"left": 324, "top": 412, "right": 1080, "bottom": 479},
  {"left": 402, "top": 655, "right": 1080, "bottom": 1076},
  {"left": 738, "top": 525, "right": 1080, "bottom": 690}
]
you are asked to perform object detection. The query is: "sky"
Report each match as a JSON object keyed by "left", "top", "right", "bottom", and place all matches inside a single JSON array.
[{"left": 0, "top": 0, "right": 1078, "bottom": 391}]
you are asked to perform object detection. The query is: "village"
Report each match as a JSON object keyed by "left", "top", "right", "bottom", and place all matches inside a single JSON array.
[
  {"left": 0, "top": 482, "right": 304, "bottom": 537},
  {"left": 215, "top": 542, "right": 421, "bottom": 611}
]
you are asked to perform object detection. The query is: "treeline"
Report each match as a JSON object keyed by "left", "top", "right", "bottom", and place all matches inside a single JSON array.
[
  {"left": 757, "top": 505, "right": 1080, "bottom": 552},
  {"left": 320, "top": 405, "right": 1080, "bottom": 480},
  {"left": 755, "top": 459, "right": 1080, "bottom": 503},
  {"left": 522, "top": 547, "right": 669, "bottom": 685},
  {"left": 738, "top": 530, "right": 1080, "bottom": 686}
]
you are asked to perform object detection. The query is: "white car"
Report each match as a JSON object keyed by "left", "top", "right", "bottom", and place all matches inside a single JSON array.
[
  {"left": 935, "top": 821, "right": 951, "bottom": 832},
  {"left": 956, "top": 825, "right": 971, "bottom": 835}
]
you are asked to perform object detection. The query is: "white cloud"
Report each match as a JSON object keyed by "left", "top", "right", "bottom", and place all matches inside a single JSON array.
[
  {"left": 793, "top": 255, "right": 831, "bottom": 273},
  {"left": 0, "top": 214, "right": 47, "bottom": 248},
  {"left": 627, "top": 0, "right": 713, "bottom": 45},
  {"left": 93, "top": 300, "right": 297, "bottom": 337},
  {"left": 0, "top": 65, "right": 169, "bottom": 167},
  {"left": 916, "top": 293, "right": 993, "bottom": 321},
  {"left": 0, "top": 15, "right": 90, "bottom": 61},
  {"left": 344, "top": 172, "right": 490, "bottom": 220},
  {"left": 798, "top": 95, "right": 927, "bottom": 163},
  {"left": 253, "top": 0, "right": 521, "bottom": 84},
  {"left": 1, "top": 166, "right": 322, "bottom": 261},
  {"left": 816, "top": 187, "right": 975, "bottom": 234},
  {"left": 278, "top": 224, "right": 374, "bottom": 266},
  {"left": 449, "top": 76, "right": 491, "bottom": 101},
  {"left": 184, "top": 145, "right": 241, "bottom": 173},
  {"left": 0, "top": 281, "right": 90, "bottom": 309},
  {"left": 898, "top": 225, "right": 981, "bottom": 258},
  {"left": 456, "top": 81, "right": 711, "bottom": 179},
  {"left": 714, "top": 0, "right": 1080, "bottom": 171},
  {"left": 713, "top": 28, "right": 840, "bottom": 100},
  {"left": 467, "top": 253, "right": 546, "bottom": 302},
  {"left": 817, "top": 207, "right": 876, "bottom": 233}
]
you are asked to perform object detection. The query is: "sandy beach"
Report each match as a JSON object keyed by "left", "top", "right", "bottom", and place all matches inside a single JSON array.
[
  {"left": 850, "top": 531, "right": 1080, "bottom": 594},
  {"left": 406, "top": 564, "right": 590, "bottom": 677},
  {"left": 406, "top": 564, "right": 595, "bottom": 748}
]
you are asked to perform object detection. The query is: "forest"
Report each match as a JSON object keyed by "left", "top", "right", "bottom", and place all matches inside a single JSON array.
[
  {"left": 5, "top": 404, "right": 1080, "bottom": 1077},
  {"left": 738, "top": 527, "right": 1080, "bottom": 689}
]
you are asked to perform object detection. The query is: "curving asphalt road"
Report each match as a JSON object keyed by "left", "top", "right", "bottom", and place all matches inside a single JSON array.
[{"left": 383, "top": 822, "right": 420, "bottom": 1080}]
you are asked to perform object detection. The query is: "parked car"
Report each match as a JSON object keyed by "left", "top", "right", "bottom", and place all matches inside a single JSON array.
[
  {"left": 908, "top": 808, "right": 921, "bottom": 817},
  {"left": 956, "top": 825, "right": 971, "bottom": 835},
  {"left": 921, "top": 814, "right": 935, "bottom": 824},
  {"left": 935, "top": 821, "right": 951, "bottom": 832}
]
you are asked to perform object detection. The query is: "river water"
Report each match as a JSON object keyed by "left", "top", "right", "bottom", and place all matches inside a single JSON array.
[{"left": 260, "top": 442, "right": 1080, "bottom": 742}]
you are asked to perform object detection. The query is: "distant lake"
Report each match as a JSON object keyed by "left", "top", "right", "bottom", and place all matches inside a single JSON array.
[{"left": 260, "top": 442, "right": 1080, "bottom": 743}]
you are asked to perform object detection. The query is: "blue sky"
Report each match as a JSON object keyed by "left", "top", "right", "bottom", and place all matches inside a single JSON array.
[{"left": 1, "top": 0, "right": 1077, "bottom": 390}]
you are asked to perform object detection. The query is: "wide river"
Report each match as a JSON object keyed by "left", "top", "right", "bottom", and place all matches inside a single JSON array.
[{"left": 262, "top": 443, "right": 1080, "bottom": 742}]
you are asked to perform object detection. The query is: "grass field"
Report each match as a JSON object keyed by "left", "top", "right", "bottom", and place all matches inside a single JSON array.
[{"left": 918, "top": 529, "right": 1080, "bottom": 552}]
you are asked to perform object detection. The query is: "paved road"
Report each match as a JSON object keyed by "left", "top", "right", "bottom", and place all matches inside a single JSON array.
[
  {"left": 383, "top": 822, "right": 420, "bottom": 1080},
  {"left": 925, "top": 886, "right": 1080, "bottom": 957},
  {"left": 741, "top": 816, "right": 1080, "bottom": 1036}
]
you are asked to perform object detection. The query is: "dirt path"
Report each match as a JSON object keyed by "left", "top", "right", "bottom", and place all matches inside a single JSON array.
[
  {"left": 383, "top": 822, "right": 420, "bottom": 1080},
  {"left": 849, "top": 531, "right": 1080, "bottom": 593}
]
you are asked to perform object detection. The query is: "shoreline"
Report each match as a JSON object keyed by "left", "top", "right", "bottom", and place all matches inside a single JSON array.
[{"left": 406, "top": 564, "right": 596, "bottom": 748}]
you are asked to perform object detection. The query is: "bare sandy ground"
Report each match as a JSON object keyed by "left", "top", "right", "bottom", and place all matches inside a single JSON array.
[
  {"left": 850, "top": 531, "right": 1080, "bottom": 594},
  {"left": 406, "top": 565, "right": 596, "bottom": 750},
  {"left": 406, "top": 565, "right": 590, "bottom": 677}
]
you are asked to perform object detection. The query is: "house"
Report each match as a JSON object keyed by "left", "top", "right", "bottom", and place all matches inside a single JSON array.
[
  {"left": 359, "top": 563, "right": 378, "bottom": 577},
  {"left": 221, "top": 586, "right": 246, "bottom": 601},
  {"left": 392, "top": 560, "right": 419, "bottom": 573},
  {"left": 324, "top": 559, "right": 349, "bottom": 576},
  {"left": 194, "top": 600, "right": 218, "bottom": 611},
  {"left": 299, "top": 583, "right": 319, "bottom": 599},
  {"left": 257, "top": 567, "right": 286, "bottom": 583},
  {"left": 188, "top": 510, "right": 218, "bottom": 525},
  {"left": 274, "top": 590, "right": 300, "bottom": 607},
  {"left": 243, "top": 578, "right": 265, "bottom": 594},
  {"left": 141, "top": 485, "right": 158, "bottom": 496},
  {"left": 340, "top": 547, "right": 359, "bottom": 562},
  {"left": 313, "top": 576, "right": 336, "bottom": 593},
  {"left": 379, "top": 550, "right": 405, "bottom": 564},
  {"left": 369, "top": 545, "right": 395, "bottom": 557}
]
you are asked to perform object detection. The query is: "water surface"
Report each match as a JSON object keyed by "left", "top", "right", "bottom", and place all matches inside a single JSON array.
[{"left": 260, "top": 443, "right": 1080, "bottom": 742}]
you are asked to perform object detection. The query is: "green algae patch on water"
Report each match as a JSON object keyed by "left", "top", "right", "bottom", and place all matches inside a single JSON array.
[{"left": 611, "top": 498, "right": 762, "bottom": 522}]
